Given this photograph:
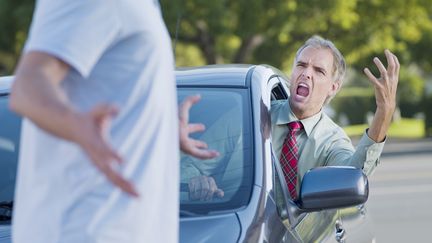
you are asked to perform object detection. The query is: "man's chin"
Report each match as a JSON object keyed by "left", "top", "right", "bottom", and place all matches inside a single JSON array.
[
  {"left": 290, "top": 95, "right": 308, "bottom": 107},
  {"left": 290, "top": 98, "right": 317, "bottom": 118}
]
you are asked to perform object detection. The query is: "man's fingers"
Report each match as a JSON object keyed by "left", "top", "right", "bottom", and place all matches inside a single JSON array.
[
  {"left": 188, "top": 179, "right": 198, "bottom": 200},
  {"left": 199, "top": 176, "right": 210, "bottom": 200},
  {"left": 93, "top": 138, "right": 124, "bottom": 165},
  {"left": 87, "top": 142, "right": 135, "bottom": 196},
  {"left": 192, "top": 139, "right": 208, "bottom": 149},
  {"left": 89, "top": 104, "right": 119, "bottom": 140},
  {"left": 373, "top": 57, "right": 387, "bottom": 79},
  {"left": 189, "top": 147, "right": 220, "bottom": 160},
  {"left": 99, "top": 161, "right": 139, "bottom": 197},
  {"left": 206, "top": 177, "right": 218, "bottom": 201},
  {"left": 107, "top": 148, "right": 124, "bottom": 165},
  {"left": 215, "top": 189, "right": 224, "bottom": 198},
  {"left": 392, "top": 53, "right": 400, "bottom": 77},
  {"left": 188, "top": 123, "right": 205, "bottom": 133},
  {"left": 363, "top": 68, "right": 380, "bottom": 87},
  {"left": 179, "top": 95, "right": 201, "bottom": 122},
  {"left": 384, "top": 49, "right": 395, "bottom": 74},
  {"left": 91, "top": 104, "right": 119, "bottom": 120}
]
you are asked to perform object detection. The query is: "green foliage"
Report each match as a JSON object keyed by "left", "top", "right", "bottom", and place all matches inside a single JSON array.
[
  {"left": 174, "top": 43, "right": 206, "bottom": 67},
  {"left": 398, "top": 66, "right": 425, "bottom": 117},
  {"left": 424, "top": 86, "right": 432, "bottom": 137},
  {"left": 160, "top": 0, "right": 432, "bottom": 124},
  {"left": 332, "top": 87, "right": 375, "bottom": 125},
  {"left": 161, "top": 0, "right": 432, "bottom": 88},
  {"left": 0, "top": 0, "right": 432, "bottom": 103},
  {"left": 343, "top": 118, "right": 424, "bottom": 139},
  {"left": 0, "top": 0, "right": 34, "bottom": 74}
]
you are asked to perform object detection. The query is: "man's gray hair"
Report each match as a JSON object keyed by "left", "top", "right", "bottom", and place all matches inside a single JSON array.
[{"left": 294, "top": 36, "right": 346, "bottom": 104}]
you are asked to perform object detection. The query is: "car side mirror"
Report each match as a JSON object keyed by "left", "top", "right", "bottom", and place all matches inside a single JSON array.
[{"left": 297, "top": 166, "right": 369, "bottom": 211}]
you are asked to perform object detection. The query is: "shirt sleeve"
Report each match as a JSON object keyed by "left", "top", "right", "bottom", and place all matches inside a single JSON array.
[
  {"left": 353, "top": 130, "right": 385, "bottom": 176},
  {"left": 326, "top": 129, "right": 385, "bottom": 176},
  {"left": 24, "top": 1, "right": 120, "bottom": 77}
]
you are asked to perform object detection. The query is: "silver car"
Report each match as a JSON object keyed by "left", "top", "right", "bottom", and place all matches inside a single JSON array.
[
  {"left": 0, "top": 65, "right": 373, "bottom": 242},
  {"left": 177, "top": 65, "right": 374, "bottom": 243}
]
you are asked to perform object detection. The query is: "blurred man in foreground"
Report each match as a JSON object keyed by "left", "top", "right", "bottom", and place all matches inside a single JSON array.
[{"left": 9, "top": 1, "right": 217, "bottom": 242}]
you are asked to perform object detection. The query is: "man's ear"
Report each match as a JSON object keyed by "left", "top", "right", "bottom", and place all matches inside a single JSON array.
[{"left": 329, "top": 81, "right": 341, "bottom": 97}]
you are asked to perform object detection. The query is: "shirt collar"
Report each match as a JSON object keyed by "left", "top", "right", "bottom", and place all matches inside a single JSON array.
[{"left": 274, "top": 100, "right": 322, "bottom": 136}]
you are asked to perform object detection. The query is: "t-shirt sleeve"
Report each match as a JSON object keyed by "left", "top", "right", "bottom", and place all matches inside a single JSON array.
[{"left": 24, "top": 1, "right": 120, "bottom": 77}]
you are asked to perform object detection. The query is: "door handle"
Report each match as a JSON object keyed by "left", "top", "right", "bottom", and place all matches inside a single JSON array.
[
  {"left": 335, "top": 220, "right": 346, "bottom": 243},
  {"left": 358, "top": 204, "right": 367, "bottom": 216}
]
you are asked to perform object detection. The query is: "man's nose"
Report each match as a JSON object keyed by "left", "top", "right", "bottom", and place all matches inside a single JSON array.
[{"left": 301, "top": 67, "right": 312, "bottom": 79}]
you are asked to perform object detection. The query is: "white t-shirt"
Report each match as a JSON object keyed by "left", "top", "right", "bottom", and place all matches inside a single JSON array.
[{"left": 12, "top": 1, "right": 179, "bottom": 242}]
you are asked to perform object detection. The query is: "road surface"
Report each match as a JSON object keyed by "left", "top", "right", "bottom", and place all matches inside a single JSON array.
[{"left": 367, "top": 138, "right": 432, "bottom": 243}]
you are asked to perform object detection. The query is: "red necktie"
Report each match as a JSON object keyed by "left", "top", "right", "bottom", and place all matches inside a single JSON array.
[{"left": 279, "top": 121, "right": 303, "bottom": 200}]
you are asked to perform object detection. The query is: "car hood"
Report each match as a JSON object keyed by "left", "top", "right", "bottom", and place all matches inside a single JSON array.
[
  {"left": 0, "top": 224, "right": 11, "bottom": 243},
  {"left": 180, "top": 213, "right": 240, "bottom": 243}
]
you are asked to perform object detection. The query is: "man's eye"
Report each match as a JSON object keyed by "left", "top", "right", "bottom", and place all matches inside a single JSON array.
[{"left": 317, "top": 69, "right": 326, "bottom": 75}]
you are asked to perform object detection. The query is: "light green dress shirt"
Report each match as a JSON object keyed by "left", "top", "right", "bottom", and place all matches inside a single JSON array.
[{"left": 271, "top": 99, "right": 384, "bottom": 188}]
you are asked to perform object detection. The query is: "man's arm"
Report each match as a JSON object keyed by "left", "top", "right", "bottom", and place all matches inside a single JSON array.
[
  {"left": 364, "top": 49, "right": 400, "bottom": 142},
  {"left": 10, "top": 51, "right": 139, "bottom": 197},
  {"left": 327, "top": 50, "right": 399, "bottom": 176}
]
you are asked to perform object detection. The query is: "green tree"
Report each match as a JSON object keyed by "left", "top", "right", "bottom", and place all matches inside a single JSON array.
[
  {"left": 161, "top": 0, "right": 432, "bottom": 74},
  {"left": 0, "top": 0, "right": 34, "bottom": 75}
]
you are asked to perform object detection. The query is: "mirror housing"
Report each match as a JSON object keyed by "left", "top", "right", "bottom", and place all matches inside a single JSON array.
[{"left": 297, "top": 166, "right": 368, "bottom": 211}]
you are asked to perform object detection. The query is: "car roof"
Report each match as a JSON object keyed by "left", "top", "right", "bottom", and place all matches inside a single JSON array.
[
  {"left": 176, "top": 64, "right": 255, "bottom": 87},
  {"left": 0, "top": 76, "right": 13, "bottom": 95},
  {"left": 0, "top": 65, "right": 256, "bottom": 93}
]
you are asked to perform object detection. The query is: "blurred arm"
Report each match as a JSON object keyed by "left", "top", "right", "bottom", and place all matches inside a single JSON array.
[{"left": 9, "top": 51, "right": 138, "bottom": 197}]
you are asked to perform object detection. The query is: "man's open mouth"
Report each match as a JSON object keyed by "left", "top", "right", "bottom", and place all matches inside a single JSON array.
[{"left": 296, "top": 83, "right": 310, "bottom": 97}]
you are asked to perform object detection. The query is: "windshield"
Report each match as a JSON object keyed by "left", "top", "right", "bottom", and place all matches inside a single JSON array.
[
  {"left": 0, "top": 88, "right": 255, "bottom": 216},
  {"left": 0, "top": 95, "right": 21, "bottom": 205},
  {"left": 178, "top": 87, "right": 253, "bottom": 214}
]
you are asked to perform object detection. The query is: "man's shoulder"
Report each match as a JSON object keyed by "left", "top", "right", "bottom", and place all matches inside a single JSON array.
[{"left": 315, "top": 112, "right": 347, "bottom": 138}]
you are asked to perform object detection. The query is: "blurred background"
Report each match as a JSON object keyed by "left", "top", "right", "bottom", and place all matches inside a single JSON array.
[
  {"left": 3, "top": 0, "right": 431, "bottom": 137},
  {"left": 0, "top": 0, "right": 431, "bottom": 242}
]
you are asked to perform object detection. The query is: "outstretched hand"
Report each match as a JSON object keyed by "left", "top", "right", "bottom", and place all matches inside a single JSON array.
[
  {"left": 363, "top": 49, "right": 400, "bottom": 112},
  {"left": 179, "top": 95, "right": 220, "bottom": 159},
  {"left": 363, "top": 49, "right": 400, "bottom": 142},
  {"left": 75, "top": 104, "right": 139, "bottom": 197}
]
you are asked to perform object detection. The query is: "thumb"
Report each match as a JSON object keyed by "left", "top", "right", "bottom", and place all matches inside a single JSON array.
[
  {"left": 91, "top": 104, "right": 119, "bottom": 120},
  {"left": 90, "top": 104, "right": 119, "bottom": 138},
  {"left": 215, "top": 189, "right": 224, "bottom": 198}
]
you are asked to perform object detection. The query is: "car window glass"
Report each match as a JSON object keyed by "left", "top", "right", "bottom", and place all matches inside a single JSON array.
[
  {"left": 0, "top": 96, "right": 21, "bottom": 202},
  {"left": 268, "top": 77, "right": 289, "bottom": 101},
  {"left": 177, "top": 87, "right": 253, "bottom": 214},
  {"left": 272, "top": 152, "right": 289, "bottom": 219}
]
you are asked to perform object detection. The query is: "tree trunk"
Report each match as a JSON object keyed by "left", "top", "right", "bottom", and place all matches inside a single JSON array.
[{"left": 233, "top": 35, "right": 265, "bottom": 63}]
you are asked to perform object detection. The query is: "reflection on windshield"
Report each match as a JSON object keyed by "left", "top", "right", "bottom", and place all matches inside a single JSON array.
[
  {"left": 178, "top": 87, "right": 253, "bottom": 214},
  {"left": 0, "top": 137, "right": 15, "bottom": 152},
  {"left": 0, "top": 201, "right": 13, "bottom": 221},
  {"left": 0, "top": 97, "right": 21, "bottom": 204}
]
